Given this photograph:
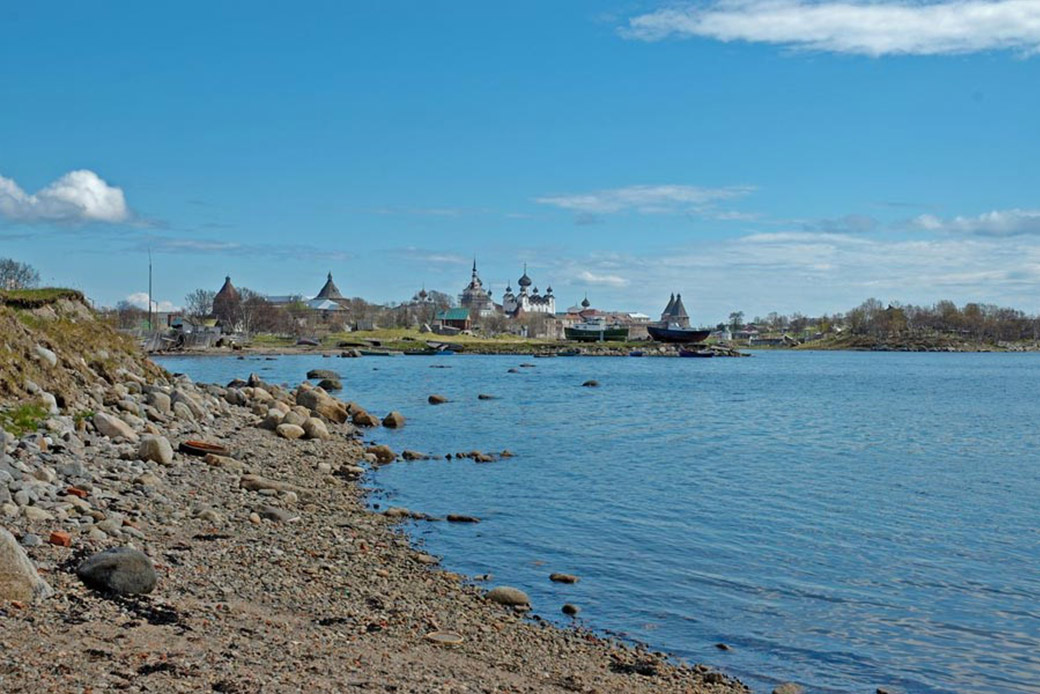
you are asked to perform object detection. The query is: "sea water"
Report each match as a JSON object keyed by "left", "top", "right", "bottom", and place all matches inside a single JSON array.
[{"left": 155, "top": 351, "right": 1040, "bottom": 694}]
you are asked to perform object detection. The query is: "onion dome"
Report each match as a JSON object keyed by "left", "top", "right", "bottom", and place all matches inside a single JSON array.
[
  {"left": 518, "top": 263, "right": 532, "bottom": 288},
  {"left": 418, "top": 288, "right": 428, "bottom": 300},
  {"left": 581, "top": 295, "right": 590, "bottom": 309},
  {"left": 546, "top": 285, "right": 553, "bottom": 294}
]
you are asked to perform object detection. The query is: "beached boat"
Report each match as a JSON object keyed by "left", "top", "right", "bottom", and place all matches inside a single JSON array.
[
  {"left": 557, "top": 348, "right": 581, "bottom": 357},
  {"left": 629, "top": 350, "right": 644, "bottom": 357},
  {"left": 678, "top": 348, "right": 714, "bottom": 358},
  {"left": 647, "top": 324, "right": 711, "bottom": 344},
  {"left": 564, "top": 317, "right": 628, "bottom": 342},
  {"left": 359, "top": 349, "right": 400, "bottom": 357}
]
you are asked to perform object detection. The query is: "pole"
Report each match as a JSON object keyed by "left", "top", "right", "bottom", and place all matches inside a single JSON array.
[{"left": 148, "top": 248, "right": 153, "bottom": 332}]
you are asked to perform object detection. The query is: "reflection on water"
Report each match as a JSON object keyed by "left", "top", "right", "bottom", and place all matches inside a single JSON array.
[{"left": 157, "top": 351, "right": 1040, "bottom": 694}]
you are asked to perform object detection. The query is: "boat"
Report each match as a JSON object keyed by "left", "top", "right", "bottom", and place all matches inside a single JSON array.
[
  {"left": 629, "top": 350, "right": 644, "bottom": 357},
  {"left": 359, "top": 349, "right": 400, "bottom": 357},
  {"left": 647, "top": 324, "right": 712, "bottom": 344},
  {"left": 403, "top": 348, "right": 438, "bottom": 356},
  {"left": 557, "top": 348, "right": 581, "bottom": 357},
  {"left": 678, "top": 348, "right": 714, "bottom": 358},
  {"left": 564, "top": 317, "right": 629, "bottom": 342}
]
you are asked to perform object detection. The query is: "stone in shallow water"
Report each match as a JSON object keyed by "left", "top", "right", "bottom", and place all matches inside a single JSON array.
[
  {"left": 76, "top": 547, "right": 157, "bottom": 595},
  {"left": 486, "top": 586, "right": 530, "bottom": 606}
]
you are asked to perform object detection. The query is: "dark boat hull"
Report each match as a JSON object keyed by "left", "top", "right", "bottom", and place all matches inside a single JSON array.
[
  {"left": 678, "top": 348, "right": 714, "bottom": 358},
  {"left": 564, "top": 326, "right": 629, "bottom": 342},
  {"left": 648, "top": 325, "right": 711, "bottom": 344}
]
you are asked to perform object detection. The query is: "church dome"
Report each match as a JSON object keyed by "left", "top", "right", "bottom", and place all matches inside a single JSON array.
[
  {"left": 518, "top": 264, "right": 532, "bottom": 287},
  {"left": 581, "top": 296, "right": 590, "bottom": 308}
]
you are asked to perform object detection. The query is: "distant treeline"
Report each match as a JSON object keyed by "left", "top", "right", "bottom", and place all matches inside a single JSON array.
[{"left": 729, "top": 298, "right": 1040, "bottom": 343}]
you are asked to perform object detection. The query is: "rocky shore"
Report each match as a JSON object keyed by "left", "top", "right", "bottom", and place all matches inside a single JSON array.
[{"left": 1, "top": 296, "right": 750, "bottom": 693}]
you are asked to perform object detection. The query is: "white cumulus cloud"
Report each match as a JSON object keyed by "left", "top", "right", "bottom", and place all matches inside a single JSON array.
[
  {"left": 535, "top": 184, "right": 755, "bottom": 215},
  {"left": 0, "top": 169, "right": 131, "bottom": 223},
  {"left": 125, "top": 292, "right": 180, "bottom": 313},
  {"left": 621, "top": 0, "right": 1040, "bottom": 57},
  {"left": 913, "top": 209, "right": 1040, "bottom": 235}
]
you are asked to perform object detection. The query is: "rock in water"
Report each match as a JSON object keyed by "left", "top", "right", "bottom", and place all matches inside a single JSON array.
[
  {"left": 382, "top": 411, "right": 406, "bottom": 428},
  {"left": 77, "top": 547, "right": 158, "bottom": 595},
  {"left": 306, "top": 369, "right": 339, "bottom": 380},
  {"left": 317, "top": 378, "right": 342, "bottom": 391},
  {"left": 351, "top": 409, "right": 381, "bottom": 427},
  {"left": 773, "top": 684, "right": 805, "bottom": 694},
  {"left": 562, "top": 603, "right": 580, "bottom": 616},
  {"left": 0, "top": 527, "right": 54, "bottom": 601},
  {"left": 549, "top": 572, "right": 579, "bottom": 584},
  {"left": 366, "top": 445, "right": 396, "bottom": 464},
  {"left": 427, "top": 394, "right": 448, "bottom": 405},
  {"left": 93, "top": 412, "right": 139, "bottom": 442},
  {"left": 138, "top": 435, "right": 174, "bottom": 464},
  {"left": 486, "top": 586, "right": 530, "bottom": 606},
  {"left": 581, "top": 380, "right": 599, "bottom": 388}
]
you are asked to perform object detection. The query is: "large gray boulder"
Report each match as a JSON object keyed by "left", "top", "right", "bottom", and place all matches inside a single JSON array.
[
  {"left": 76, "top": 547, "right": 157, "bottom": 595},
  {"left": 93, "top": 412, "right": 139, "bottom": 442},
  {"left": 0, "top": 527, "right": 54, "bottom": 601}
]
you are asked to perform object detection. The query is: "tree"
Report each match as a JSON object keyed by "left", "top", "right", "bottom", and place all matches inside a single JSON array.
[
  {"left": 114, "top": 300, "right": 146, "bottom": 330},
  {"left": 728, "top": 311, "right": 745, "bottom": 332},
  {"left": 184, "top": 289, "right": 215, "bottom": 320},
  {"left": 0, "top": 258, "right": 40, "bottom": 290}
]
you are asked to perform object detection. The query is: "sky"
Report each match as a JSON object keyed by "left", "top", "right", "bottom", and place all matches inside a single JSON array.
[{"left": 2, "top": 0, "right": 1039, "bottom": 323}]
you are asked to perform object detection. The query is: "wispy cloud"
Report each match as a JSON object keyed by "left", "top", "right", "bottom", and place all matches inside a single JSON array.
[
  {"left": 803, "top": 213, "right": 879, "bottom": 234},
  {"left": 913, "top": 209, "right": 1040, "bottom": 236},
  {"left": 387, "top": 247, "right": 471, "bottom": 266},
  {"left": 577, "top": 270, "right": 631, "bottom": 287},
  {"left": 535, "top": 184, "right": 755, "bottom": 216},
  {"left": 0, "top": 169, "right": 132, "bottom": 224},
  {"left": 621, "top": 0, "right": 1040, "bottom": 57},
  {"left": 135, "top": 237, "right": 352, "bottom": 262}
]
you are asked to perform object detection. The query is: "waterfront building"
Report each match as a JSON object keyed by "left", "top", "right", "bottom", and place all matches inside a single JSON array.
[
  {"left": 658, "top": 293, "right": 690, "bottom": 328},
  {"left": 306, "top": 272, "right": 349, "bottom": 310},
  {"left": 501, "top": 264, "right": 555, "bottom": 317}
]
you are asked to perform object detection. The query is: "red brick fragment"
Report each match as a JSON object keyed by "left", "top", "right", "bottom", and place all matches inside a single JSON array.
[{"left": 48, "top": 530, "right": 72, "bottom": 547}]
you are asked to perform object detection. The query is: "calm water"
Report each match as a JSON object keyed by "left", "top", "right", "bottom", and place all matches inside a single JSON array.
[{"left": 156, "top": 351, "right": 1040, "bottom": 694}]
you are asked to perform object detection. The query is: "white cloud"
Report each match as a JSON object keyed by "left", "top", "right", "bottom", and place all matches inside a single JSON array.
[
  {"left": 577, "top": 270, "right": 631, "bottom": 287},
  {"left": 535, "top": 184, "right": 755, "bottom": 215},
  {"left": 621, "top": 0, "right": 1040, "bottom": 56},
  {"left": 0, "top": 170, "right": 131, "bottom": 223},
  {"left": 126, "top": 292, "right": 179, "bottom": 313},
  {"left": 912, "top": 209, "right": 1040, "bottom": 235}
]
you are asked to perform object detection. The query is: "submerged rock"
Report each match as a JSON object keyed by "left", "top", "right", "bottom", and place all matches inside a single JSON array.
[
  {"left": 427, "top": 394, "right": 448, "bottom": 405},
  {"left": 76, "top": 547, "right": 157, "bottom": 595},
  {"left": 382, "top": 411, "right": 406, "bottom": 429},
  {"left": 549, "top": 573, "right": 579, "bottom": 584}
]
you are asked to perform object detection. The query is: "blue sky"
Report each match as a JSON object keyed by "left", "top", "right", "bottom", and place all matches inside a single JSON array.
[{"left": 2, "top": 0, "right": 1039, "bottom": 322}]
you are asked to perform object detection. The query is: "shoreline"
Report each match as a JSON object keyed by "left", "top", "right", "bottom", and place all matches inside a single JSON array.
[{"left": 1, "top": 366, "right": 750, "bottom": 692}]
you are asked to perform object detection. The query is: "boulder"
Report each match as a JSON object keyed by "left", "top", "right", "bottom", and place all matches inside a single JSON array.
[
  {"left": 283, "top": 409, "right": 308, "bottom": 427},
  {"left": 259, "top": 410, "right": 285, "bottom": 430},
  {"left": 352, "top": 409, "right": 381, "bottom": 427},
  {"left": 306, "top": 369, "right": 339, "bottom": 380},
  {"left": 302, "top": 417, "right": 330, "bottom": 440},
  {"left": 486, "top": 586, "right": 530, "bottom": 606},
  {"left": 427, "top": 394, "right": 448, "bottom": 405},
  {"left": 366, "top": 445, "right": 396, "bottom": 464},
  {"left": 402, "top": 450, "right": 427, "bottom": 461},
  {"left": 317, "top": 378, "right": 342, "bottom": 391},
  {"left": 581, "top": 380, "right": 600, "bottom": 388},
  {"left": 34, "top": 345, "right": 58, "bottom": 367},
  {"left": 382, "top": 411, "right": 406, "bottom": 429},
  {"left": 276, "top": 423, "right": 306, "bottom": 440},
  {"left": 138, "top": 435, "right": 174, "bottom": 465},
  {"left": 562, "top": 603, "right": 580, "bottom": 616},
  {"left": 76, "top": 547, "right": 157, "bottom": 595},
  {"left": 477, "top": 394, "right": 496, "bottom": 400},
  {"left": 773, "top": 685, "right": 804, "bottom": 694},
  {"left": 446, "top": 514, "right": 480, "bottom": 523},
  {"left": 93, "top": 412, "right": 139, "bottom": 442},
  {"left": 146, "top": 392, "right": 172, "bottom": 414},
  {"left": 296, "top": 388, "right": 349, "bottom": 423},
  {"left": 0, "top": 527, "right": 54, "bottom": 601},
  {"left": 549, "top": 573, "right": 579, "bottom": 584}
]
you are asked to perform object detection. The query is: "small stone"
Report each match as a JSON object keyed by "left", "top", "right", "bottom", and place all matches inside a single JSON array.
[
  {"left": 581, "top": 380, "right": 600, "bottom": 387},
  {"left": 19, "top": 533, "right": 42, "bottom": 547},
  {"left": 477, "top": 394, "right": 496, "bottom": 400},
  {"left": 549, "top": 573, "right": 579, "bottom": 584},
  {"left": 401, "top": 450, "right": 427, "bottom": 461},
  {"left": 22, "top": 506, "right": 54, "bottom": 521},
  {"left": 76, "top": 547, "right": 157, "bottom": 595},
  {"left": 427, "top": 394, "right": 448, "bottom": 405},
  {"left": 248, "top": 512, "right": 262, "bottom": 524},
  {"left": 486, "top": 586, "right": 530, "bottom": 606},
  {"left": 382, "top": 411, "right": 406, "bottom": 428},
  {"left": 276, "top": 423, "right": 306, "bottom": 440},
  {"left": 48, "top": 531, "right": 72, "bottom": 547},
  {"left": 257, "top": 505, "right": 295, "bottom": 522},
  {"left": 715, "top": 642, "right": 731, "bottom": 651},
  {"left": 562, "top": 603, "right": 580, "bottom": 616},
  {"left": 500, "top": 450, "right": 515, "bottom": 458}
]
